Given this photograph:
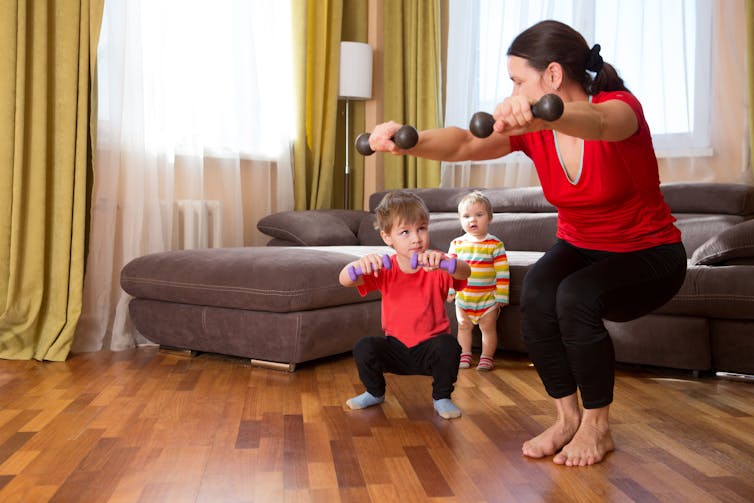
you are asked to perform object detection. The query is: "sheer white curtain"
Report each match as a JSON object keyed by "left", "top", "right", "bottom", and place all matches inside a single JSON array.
[
  {"left": 441, "top": 0, "right": 743, "bottom": 188},
  {"left": 73, "top": 0, "right": 295, "bottom": 352}
]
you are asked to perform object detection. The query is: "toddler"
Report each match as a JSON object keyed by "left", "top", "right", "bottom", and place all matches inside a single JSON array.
[{"left": 448, "top": 191, "right": 509, "bottom": 371}]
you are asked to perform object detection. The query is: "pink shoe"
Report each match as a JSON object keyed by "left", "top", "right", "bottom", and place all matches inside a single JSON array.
[
  {"left": 459, "top": 352, "right": 472, "bottom": 369},
  {"left": 476, "top": 355, "right": 494, "bottom": 371}
]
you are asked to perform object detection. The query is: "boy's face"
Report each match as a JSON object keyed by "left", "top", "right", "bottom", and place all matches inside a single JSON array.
[
  {"left": 459, "top": 201, "right": 491, "bottom": 239},
  {"left": 380, "top": 218, "right": 429, "bottom": 258}
]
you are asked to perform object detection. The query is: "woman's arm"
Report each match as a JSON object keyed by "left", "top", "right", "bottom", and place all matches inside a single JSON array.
[
  {"left": 492, "top": 95, "right": 638, "bottom": 142},
  {"left": 368, "top": 121, "right": 512, "bottom": 162},
  {"left": 550, "top": 99, "right": 639, "bottom": 141}
]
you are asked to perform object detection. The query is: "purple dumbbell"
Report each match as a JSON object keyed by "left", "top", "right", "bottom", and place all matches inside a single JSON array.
[
  {"left": 348, "top": 254, "right": 392, "bottom": 281},
  {"left": 410, "top": 252, "right": 456, "bottom": 274}
]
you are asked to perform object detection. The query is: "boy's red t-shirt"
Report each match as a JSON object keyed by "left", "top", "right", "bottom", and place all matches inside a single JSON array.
[
  {"left": 509, "top": 91, "right": 681, "bottom": 252},
  {"left": 357, "top": 255, "right": 467, "bottom": 348}
]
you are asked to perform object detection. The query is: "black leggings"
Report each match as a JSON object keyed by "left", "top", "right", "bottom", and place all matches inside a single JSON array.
[
  {"left": 352, "top": 333, "right": 461, "bottom": 400},
  {"left": 521, "top": 239, "right": 687, "bottom": 409}
]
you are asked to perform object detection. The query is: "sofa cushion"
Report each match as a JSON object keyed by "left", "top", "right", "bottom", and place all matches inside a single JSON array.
[
  {"left": 368, "top": 186, "right": 557, "bottom": 214},
  {"left": 480, "top": 187, "right": 556, "bottom": 212},
  {"left": 661, "top": 182, "right": 754, "bottom": 215},
  {"left": 674, "top": 214, "right": 750, "bottom": 258},
  {"left": 257, "top": 210, "right": 364, "bottom": 246},
  {"left": 356, "top": 214, "right": 383, "bottom": 245},
  {"left": 690, "top": 219, "right": 754, "bottom": 266},
  {"left": 121, "top": 246, "right": 392, "bottom": 313},
  {"left": 369, "top": 187, "right": 475, "bottom": 213},
  {"left": 654, "top": 264, "right": 754, "bottom": 319}
]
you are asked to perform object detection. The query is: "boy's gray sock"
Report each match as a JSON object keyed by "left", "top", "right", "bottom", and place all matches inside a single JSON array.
[
  {"left": 346, "top": 391, "right": 385, "bottom": 410},
  {"left": 433, "top": 398, "right": 461, "bottom": 419}
]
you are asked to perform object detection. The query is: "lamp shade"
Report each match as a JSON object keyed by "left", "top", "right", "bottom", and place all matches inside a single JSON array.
[{"left": 339, "top": 41, "right": 372, "bottom": 100}]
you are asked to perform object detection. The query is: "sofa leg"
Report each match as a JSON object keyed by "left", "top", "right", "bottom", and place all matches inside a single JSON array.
[
  {"left": 251, "top": 359, "right": 296, "bottom": 372},
  {"left": 715, "top": 371, "right": 754, "bottom": 382},
  {"left": 160, "top": 346, "right": 201, "bottom": 357}
]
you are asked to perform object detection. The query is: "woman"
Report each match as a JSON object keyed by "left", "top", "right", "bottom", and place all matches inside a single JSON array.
[{"left": 366, "top": 20, "right": 687, "bottom": 466}]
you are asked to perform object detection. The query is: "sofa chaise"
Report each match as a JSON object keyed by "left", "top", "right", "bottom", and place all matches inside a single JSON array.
[{"left": 120, "top": 182, "right": 754, "bottom": 374}]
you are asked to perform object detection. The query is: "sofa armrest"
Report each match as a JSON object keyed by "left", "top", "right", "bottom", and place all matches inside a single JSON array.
[
  {"left": 257, "top": 209, "right": 370, "bottom": 246},
  {"left": 690, "top": 219, "right": 754, "bottom": 266}
]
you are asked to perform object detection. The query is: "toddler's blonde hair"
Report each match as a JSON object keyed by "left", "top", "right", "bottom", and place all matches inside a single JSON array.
[{"left": 458, "top": 190, "right": 493, "bottom": 220}]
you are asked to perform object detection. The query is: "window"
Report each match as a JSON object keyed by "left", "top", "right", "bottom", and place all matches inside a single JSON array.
[
  {"left": 445, "top": 0, "right": 712, "bottom": 158},
  {"left": 97, "top": 0, "right": 295, "bottom": 160}
]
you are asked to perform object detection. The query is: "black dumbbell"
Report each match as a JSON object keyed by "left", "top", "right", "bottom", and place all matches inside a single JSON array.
[
  {"left": 468, "top": 93, "right": 565, "bottom": 138},
  {"left": 355, "top": 125, "right": 419, "bottom": 156}
]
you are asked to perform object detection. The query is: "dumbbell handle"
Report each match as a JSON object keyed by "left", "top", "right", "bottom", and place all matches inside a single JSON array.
[
  {"left": 410, "top": 253, "right": 457, "bottom": 274},
  {"left": 469, "top": 93, "right": 565, "bottom": 139},
  {"left": 355, "top": 125, "right": 419, "bottom": 156},
  {"left": 348, "top": 254, "right": 392, "bottom": 281}
]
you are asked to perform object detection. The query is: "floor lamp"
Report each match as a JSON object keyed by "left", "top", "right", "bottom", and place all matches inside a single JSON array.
[{"left": 339, "top": 41, "right": 373, "bottom": 208}]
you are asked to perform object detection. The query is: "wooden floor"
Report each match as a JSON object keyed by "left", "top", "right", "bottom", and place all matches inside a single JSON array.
[{"left": 0, "top": 348, "right": 753, "bottom": 503}]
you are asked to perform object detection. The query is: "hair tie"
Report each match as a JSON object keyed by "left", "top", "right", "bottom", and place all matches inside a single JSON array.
[{"left": 586, "top": 44, "right": 604, "bottom": 73}]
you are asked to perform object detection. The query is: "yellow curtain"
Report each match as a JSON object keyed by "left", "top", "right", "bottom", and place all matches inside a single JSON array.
[
  {"left": 748, "top": 0, "right": 754, "bottom": 180},
  {"left": 383, "top": 0, "right": 443, "bottom": 189},
  {"left": 0, "top": 0, "right": 103, "bottom": 361},
  {"left": 292, "top": 0, "right": 344, "bottom": 210},
  {"left": 292, "top": 0, "right": 369, "bottom": 210}
]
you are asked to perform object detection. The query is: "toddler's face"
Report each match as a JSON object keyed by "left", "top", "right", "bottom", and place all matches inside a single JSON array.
[{"left": 459, "top": 201, "right": 490, "bottom": 239}]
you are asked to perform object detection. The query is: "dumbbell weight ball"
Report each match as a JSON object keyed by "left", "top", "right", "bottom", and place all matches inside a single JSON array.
[
  {"left": 348, "top": 254, "right": 392, "bottom": 281},
  {"left": 468, "top": 112, "right": 496, "bottom": 140},
  {"left": 410, "top": 253, "right": 457, "bottom": 274},
  {"left": 468, "top": 93, "right": 565, "bottom": 138},
  {"left": 355, "top": 125, "right": 419, "bottom": 156}
]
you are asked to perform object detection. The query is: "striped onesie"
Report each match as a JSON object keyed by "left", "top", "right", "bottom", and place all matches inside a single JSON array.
[{"left": 448, "top": 233, "right": 509, "bottom": 323}]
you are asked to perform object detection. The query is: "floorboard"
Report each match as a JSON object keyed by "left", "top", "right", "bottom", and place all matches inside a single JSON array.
[{"left": 0, "top": 348, "right": 753, "bottom": 502}]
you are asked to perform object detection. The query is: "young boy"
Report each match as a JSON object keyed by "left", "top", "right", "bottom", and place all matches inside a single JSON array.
[
  {"left": 339, "top": 190, "right": 471, "bottom": 419},
  {"left": 448, "top": 191, "right": 509, "bottom": 371}
]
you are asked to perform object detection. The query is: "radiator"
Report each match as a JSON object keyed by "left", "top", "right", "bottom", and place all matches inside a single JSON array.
[{"left": 173, "top": 199, "right": 222, "bottom": 249}]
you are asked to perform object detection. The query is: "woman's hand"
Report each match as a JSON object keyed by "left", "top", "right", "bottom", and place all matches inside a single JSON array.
[
  {"left": 492, "top": 95, "right": 544, "bottom": 135},
  {"left": 368, "top": 121, "right": 409, "bottom": 155}
]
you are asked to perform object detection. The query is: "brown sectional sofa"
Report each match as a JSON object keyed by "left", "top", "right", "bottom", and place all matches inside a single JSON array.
[{"left": 120, "top": 182, "right": 754, "bottom": 374}]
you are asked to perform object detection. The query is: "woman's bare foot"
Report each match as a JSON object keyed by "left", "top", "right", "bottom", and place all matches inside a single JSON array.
[
  {"left": 522, "top": 420, "right": 579, "bottom": 458},
  {"left": 553, "top": 406, "right": 614, "bottom": 466},
  {"left": 522, "top": 394, "right": 580, "bottom": 458}
]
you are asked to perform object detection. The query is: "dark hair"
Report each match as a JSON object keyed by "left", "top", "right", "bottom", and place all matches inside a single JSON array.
[{"left": 507, "top": 20, "right": 629, "bottom": 95}]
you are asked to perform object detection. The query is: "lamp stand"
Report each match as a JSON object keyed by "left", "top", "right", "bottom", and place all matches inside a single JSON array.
[{"left": 344, "top": 98, "right": 351, "bottom": 208}]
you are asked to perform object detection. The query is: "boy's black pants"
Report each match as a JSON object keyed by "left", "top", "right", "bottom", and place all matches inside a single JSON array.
[{"left": 352, "top": 333, "right": 461, "bottom": 400}]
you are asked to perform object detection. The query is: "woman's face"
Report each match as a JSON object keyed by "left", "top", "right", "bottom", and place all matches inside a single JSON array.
[{"left": 507, "top": 55, "right": 547, "bottom": 100}]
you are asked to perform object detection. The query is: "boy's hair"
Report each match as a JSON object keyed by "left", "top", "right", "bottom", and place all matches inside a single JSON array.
[
  {"left": 458, "top": 190, "right": 493, "bottom": 220},
  {"left": 374, "top": 190, "right": 429, "bottom": 233}
]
